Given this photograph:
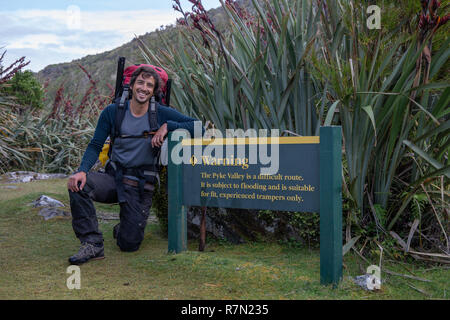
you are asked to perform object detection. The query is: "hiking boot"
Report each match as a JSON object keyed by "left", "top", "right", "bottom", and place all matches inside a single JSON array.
[
  {"left": 113, "top": 223, "right": 120, "bottom": 239},
  {"left": 68, "top": 242, "right": 104, "bottom": 265}
]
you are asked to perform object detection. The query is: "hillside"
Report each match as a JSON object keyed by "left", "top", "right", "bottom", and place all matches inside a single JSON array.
[
  {"left": 35, "top": 1, "right": 252, "bottom": 106},
  {"left": 36, "top": 30, "right": 167, "bottom": 106}
]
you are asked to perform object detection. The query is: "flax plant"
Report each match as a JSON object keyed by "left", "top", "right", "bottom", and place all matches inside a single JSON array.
[
  {"left": 0, "top": 97, "right": 98, "bottom": 174},
  {"left": 141, "top": 0, "right": 449, "bottom": 251},
  {"left": 0, "top": 63, "right": 111, "bottom": 174},
  {"left": 312, "top": 0, "right": 449, "bottom": 244},
  {"left": 140, "top": 0, "right": 322, "bottom": 135}
]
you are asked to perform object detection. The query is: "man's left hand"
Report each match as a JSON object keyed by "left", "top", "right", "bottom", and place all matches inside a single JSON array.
[{"left": 151, "top": 123, "right": 168, "bottom": 148}]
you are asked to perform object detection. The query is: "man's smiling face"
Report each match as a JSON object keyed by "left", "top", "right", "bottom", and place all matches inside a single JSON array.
[{"left": 131, "top": 73, "right": 155, "bottom": 105}]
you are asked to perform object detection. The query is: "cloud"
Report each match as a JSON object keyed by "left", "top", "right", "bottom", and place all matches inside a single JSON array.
[
  {"left": 7, "top": 34, "right": 62, "bottom": 50},
  {"left": 0, "top": 8, "right": 181, "bottom": 72}
]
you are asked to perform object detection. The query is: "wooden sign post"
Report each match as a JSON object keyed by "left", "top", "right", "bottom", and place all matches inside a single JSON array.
[{"left": 167, "top": 126, "right": 342, "bottom": 286}]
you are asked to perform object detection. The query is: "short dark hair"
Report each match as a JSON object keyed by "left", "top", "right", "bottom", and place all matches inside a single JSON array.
[{"left": 129, "top": 66, "right": 162, "bottom": 97}]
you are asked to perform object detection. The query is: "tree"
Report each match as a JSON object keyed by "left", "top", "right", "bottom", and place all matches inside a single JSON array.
[{"left": 3, "top": 70, "right": 43, "bottom": 109}]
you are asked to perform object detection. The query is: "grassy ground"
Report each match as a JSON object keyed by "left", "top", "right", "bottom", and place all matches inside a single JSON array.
[{"left": 0, "top": 179, "right": 448, "bottom": 300}]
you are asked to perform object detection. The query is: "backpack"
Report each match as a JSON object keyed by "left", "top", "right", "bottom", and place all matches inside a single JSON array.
[
  {"left": 112, "top": 56, "right": 172, "bottom": 143},
  {"left": 114, "top": 57, "right": 172, "bottom": 106},
  {"left": 102, "top": 57, "right": 172, "bottom": 202},
  {"left": 98, "top": 57, "right": 172, "bottom": 168}
]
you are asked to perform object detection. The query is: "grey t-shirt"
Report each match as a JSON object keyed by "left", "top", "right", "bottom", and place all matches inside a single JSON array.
[{"left": 111, "top": 108, "right": 158, "bottom": 169}]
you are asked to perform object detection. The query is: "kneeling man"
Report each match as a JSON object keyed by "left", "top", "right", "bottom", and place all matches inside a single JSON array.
[{"left": 67, "top": 66, "right": 199, "bottom": 264}]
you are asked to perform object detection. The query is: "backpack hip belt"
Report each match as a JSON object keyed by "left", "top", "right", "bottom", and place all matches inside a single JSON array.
[{"left": 107, "top": 161, "right": 159, "bottom": 203}]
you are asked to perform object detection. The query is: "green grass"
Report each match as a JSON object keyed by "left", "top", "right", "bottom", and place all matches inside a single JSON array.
[{"left": 0, "top": 179, "right": 448, "bottom": 299}]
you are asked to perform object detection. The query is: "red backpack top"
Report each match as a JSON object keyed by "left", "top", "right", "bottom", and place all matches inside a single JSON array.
[{"left": 123, "top": 64, "right": 170, "bottom": 105}]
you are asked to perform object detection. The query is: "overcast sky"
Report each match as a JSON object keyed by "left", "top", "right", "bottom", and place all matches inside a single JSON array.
[{"left": 1, "top": 0, "right": 222, "bottom": 72}]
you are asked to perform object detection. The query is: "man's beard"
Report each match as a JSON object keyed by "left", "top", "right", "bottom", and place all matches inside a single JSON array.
[{"left": 134, "top": 92, "right": 151, "bottom": 105}]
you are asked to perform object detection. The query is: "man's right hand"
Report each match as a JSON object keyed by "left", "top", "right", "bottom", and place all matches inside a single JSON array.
[{"left": 68, "top": 171, "right": 87, "bottom": 192}]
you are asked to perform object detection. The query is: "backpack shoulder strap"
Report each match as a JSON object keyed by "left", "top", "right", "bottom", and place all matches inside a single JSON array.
[
  {"left": 113, "top": 84, "right": 129, "bottom": 144},
  {"left": 165, "top": 79, "right": 172, "bottom": 106},
  {"left": 148, "top": 96, "right": 159, "bottom": 133}
]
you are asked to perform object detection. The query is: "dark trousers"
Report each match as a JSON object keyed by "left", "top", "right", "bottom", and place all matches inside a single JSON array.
[{"left": 69, "top": 172, "right": 153, "bottom": 252}]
